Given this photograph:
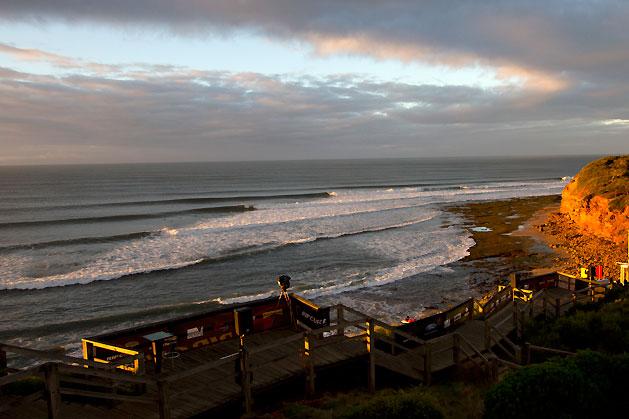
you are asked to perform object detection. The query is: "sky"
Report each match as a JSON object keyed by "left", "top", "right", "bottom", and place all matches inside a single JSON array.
[{"left": 0, "top": 1, "right": 628, "bottom": 164}]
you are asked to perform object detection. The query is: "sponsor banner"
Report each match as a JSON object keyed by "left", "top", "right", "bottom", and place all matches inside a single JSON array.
[
  {"left": 399, "top": 298, "right": 474, "bottom": 339},
  {"left": 292, "top": 295, "right": 330, "bottom": 329}
]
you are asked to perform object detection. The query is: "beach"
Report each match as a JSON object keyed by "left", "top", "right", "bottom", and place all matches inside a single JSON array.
[
  {"left": 0, "top": 157, "right": 593, "bottom": 354},
  {"left": 446, "top": 195, "right": 561, "bottom": 294},
  {"left": 446, "top": 193, "right": 626, "bottom": 298}
]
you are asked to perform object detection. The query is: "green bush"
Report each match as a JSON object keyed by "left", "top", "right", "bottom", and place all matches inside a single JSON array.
[
  {"left": 339, "top": 391, "right": 443, "bottom": 419},
  {"left": 524, "top": 290, "right": 629, "bottom": 353},
  {"left": 282, "top": 389, "right": 443, "bottom": 419},
  {"left": 484, "top": 351, "right": 629, "bottom": 419}
]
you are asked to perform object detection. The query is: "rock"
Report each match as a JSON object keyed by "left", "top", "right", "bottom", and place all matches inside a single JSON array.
[{"left": 560, "top": 155, "right": 628, "bottom": 245}]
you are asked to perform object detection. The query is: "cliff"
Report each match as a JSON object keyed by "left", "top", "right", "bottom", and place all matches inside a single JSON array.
[{"left": 560, "top": 155, "right": 629, "bottom": 246}]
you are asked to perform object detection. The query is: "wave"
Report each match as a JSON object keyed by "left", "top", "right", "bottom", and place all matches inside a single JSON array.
[
  {"left": 0, "top": 214, "right": 437, "bottom": 290},
  {"left": 2, "top": 258, "right": 206, "bottom": 290},
  {"left": 187, "top": 215, "right": 438, "bottom": 268},
  {"left": 0, "top": 205, "right": 254, "bottom": 229},
  {"left": 215, "top": 227, "right": 474, "bottom": 305},
  {"left": 0, "top": 231, "right": 156, "bottom": 254},
  {"left": 0, "top": 192, "right": 333, "bottom": 213}
]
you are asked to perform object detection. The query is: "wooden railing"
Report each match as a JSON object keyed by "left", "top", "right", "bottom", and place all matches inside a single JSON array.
[
  {"left": 7, "top": 277, "right": 602, "bottom": 418},
  {"left": 475, "top": 285, "right": 513, "bottom": 319},
  {"left": 0, "top": 342, "right": 151, "bottom": 419}
]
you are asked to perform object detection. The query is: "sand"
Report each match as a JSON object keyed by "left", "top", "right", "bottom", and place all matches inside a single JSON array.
[{"left": 447, "top": 194, "right": 627, "bottom": 293}]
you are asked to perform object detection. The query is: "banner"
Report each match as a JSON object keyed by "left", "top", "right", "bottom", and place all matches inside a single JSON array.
[{"left": 292, "top": 294, "right": 330, "bottom": 329}]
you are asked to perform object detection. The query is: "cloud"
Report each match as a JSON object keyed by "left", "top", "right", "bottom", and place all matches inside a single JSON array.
[
  {"left": 2, "top": 1, "right": 628, "bottom": 88},
  {"left": 0, "top": 54, "right": 627, "bottom": 164},
  {"left": 1, "top": 2, "right": 628, "bottom": 162}
]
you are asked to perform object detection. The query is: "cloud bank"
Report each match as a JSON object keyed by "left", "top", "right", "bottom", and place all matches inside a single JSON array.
[{"left": 0, "top": 1, "right": 628, "bottom": 163}]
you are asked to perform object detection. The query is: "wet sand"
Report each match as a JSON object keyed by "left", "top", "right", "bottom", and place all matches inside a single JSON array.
[{"left": 446, "top": 195, "right": 562, "bottom": 293}]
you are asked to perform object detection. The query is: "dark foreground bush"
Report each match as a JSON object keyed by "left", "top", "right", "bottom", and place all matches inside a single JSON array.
[
  {"left": 524, "top": 287, "right": 629, "bottom": 353},
  {"left": 338, "top": 391, "right": 442, "bottom": 419},
  {"left": 484, "top": 351, "right": 629, "bottom": 419},
  {"left": 282, "top": 389, "right": 443, "bottom": 419}
]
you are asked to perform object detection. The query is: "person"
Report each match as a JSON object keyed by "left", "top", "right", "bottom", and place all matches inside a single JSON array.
[{"left": 402, "top": 315, "right": 416, "bottom": 324}]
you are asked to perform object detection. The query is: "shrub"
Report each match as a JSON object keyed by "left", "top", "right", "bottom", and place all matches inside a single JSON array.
[
  {"left": 524, "top": 289, "right": 629, "bottom": 353},
  {"left": 282, "top": 389, "right": 443, "bottom": 419},
  {"left": 484, "top": 351, "right": 629, "bottom": 419},
  {"left": 338, "top": 391, "right": 443, "bottom": 419}
]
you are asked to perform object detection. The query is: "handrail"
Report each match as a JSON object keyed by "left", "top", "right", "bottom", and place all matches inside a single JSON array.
[
  {"left": 58, "top": 388, "right": 157, "bottom": 404},
  {"left": 490, "top": 325, "right": 518, "bottom": 352},
  {"left": 458, "top": 346, "right": 484, "bottom": 367},
  {"left": 527, "top": 344, "right": 576, "bottom": 357},
  {"left": 455, "top": 333, "right": 489, "bottom": 364},
  {"left": 57, "top": 364, "right": 153, "bottom": 384},
  {"left": 248, "top": 333, "right": 305, "bottom": 355},
  {"left": 162, "top": 352, "right": 239, "bottom": 383},
  {"left": 335, "top": 304, "right": 370, "bottom": 321},
  {"left": 0, "top": 365, "right": 42, "bottom": 387},
  {"left": 311, "top": 318, "right": 369, "bottom": 337},
  {"left": 495, "top": 358, "right": 521, "bottom": 369},
  {"left": 338, "top": 304, "right": 427, "bottom": 345},
  {"left": 530, "top": 288, "right": 546, "bottom": 301},
  {"left": 0, "top": 342, "right": 137, "bottom": 370},
  {"left": 493, "top": 311, "right": 513, "bottom": 329}
]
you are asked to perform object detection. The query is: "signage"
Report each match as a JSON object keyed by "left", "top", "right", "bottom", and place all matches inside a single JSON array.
[{"left": 292, "top": 295, "right": 330, "bottom": 329}]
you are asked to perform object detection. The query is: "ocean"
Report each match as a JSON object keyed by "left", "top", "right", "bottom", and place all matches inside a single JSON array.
[{"left": 0, "top": 156, "right": 593, "bottom": 357}]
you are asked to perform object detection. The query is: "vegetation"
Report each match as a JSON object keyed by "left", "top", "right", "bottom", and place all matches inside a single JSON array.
[
  {"left": 484, "top": 351, "right": 629, "bottom": 419},
  {"left": 569, "top": 155, "right": 629, "bottom": 212},
  {"left": 270, "top": 383, "right": 486, "bottom": 419},
  {"left": 524, "top": 287, "right": 629, "bottom": 353}
]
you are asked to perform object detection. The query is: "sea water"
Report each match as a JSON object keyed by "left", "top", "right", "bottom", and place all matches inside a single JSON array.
[{"left": 0, "top": 156, "right": 593, "bottom": 355}]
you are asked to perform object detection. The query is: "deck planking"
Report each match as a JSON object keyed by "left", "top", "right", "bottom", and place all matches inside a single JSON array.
[{"left": 2, "top": 287, "right": 581, "bottom": 418}]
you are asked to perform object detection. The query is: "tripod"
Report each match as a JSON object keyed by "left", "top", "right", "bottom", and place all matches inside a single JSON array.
[{"left": 278, "top": 287, "right": 294, "bottom": 326}]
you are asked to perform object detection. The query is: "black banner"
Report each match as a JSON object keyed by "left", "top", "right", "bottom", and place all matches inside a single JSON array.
[
  {"left": 292, "top": 295, "right": 330, "bottom": 329},
  {"left": 398, "top": 298, "right": 474, "bottom": 339}
]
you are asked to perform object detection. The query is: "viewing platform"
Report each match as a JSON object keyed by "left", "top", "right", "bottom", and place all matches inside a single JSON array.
[{"left": 0, "top": 270, "right": 616, "bottom": 419}]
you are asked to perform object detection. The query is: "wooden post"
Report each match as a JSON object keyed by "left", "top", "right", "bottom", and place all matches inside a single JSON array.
[
  {"left": 452, "top": 334, "right": 461, "bottom": 365},
  {"left": 157, "top": 379, "right": 171, "bottom": 419},
  {"left": 0, "top": 347, "right": 7, "bottom": 377},
  {"left": 336, "top": 305, "right": 345, "bottom": 337},
  {"left": 512, "top": 301, "right": 518, "bottom": 330},
  {"left": 555, "top": 298, "right": 561, "bottom": 318},
  {"left": 514, "top": 302, "right": 522, "bottom": 340},
  {"left": 136, "top": 352, "right": 146, "bottom": 375},
  {"left": 484, "top": 319, "right": 491, "bottom": 351},
  {"left": 423, "top": 343, "right": 432, "bottom": 386},
  {"left": 366, "top": 320, "right": 376, "bottom": 393},
  {"left": 239, "top": 335, "right": 253, "bottom": 415},
  {"left": 44, "top": 363, "right": 61, "bottom": 419},
  {"left": 516, "top": 345, "right": 523, "bottom": 365},
  {"left": 523, "top": 342, "right": 531, "bottom": 365},
  {"left": 304, "top": 333, "right": 315, "bottom": 396},
  {"left": 135, "top": 354, "right": 147, "bottom": 394}
]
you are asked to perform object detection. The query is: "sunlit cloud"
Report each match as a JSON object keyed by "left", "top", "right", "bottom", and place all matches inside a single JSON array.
[
  {"left": 0, "top": 1, "right": 628, "bottom": 162},
  {"left": 601, "top": 119, "right": 629, "bottom": 126}
]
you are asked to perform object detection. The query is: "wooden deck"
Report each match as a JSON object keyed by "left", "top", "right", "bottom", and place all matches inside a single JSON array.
[{"left": 0, "top": 284, "right": 588, "bottom": 419}]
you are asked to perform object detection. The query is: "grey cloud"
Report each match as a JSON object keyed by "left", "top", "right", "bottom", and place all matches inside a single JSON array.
[
  {"left": 2, "top": 1, "right": 629, "bottom": 85},
  {"left": 0, "top": 64, "right": 626, "bottom": 164}
]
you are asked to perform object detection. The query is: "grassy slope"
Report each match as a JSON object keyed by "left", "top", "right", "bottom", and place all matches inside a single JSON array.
[{"left": 569, "top": 155, "right": 629, "bottom": 211}]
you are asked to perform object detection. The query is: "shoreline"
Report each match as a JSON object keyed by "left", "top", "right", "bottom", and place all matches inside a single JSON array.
[
  {"left": 446, "top": 192, "right": 626, "bottom": 296},
  {"left": 445, "top": 195, "right": 562, "bottom": 294}
]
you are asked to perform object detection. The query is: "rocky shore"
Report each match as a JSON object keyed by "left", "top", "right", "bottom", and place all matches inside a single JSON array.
[{"left": 449, "top": 155, "right": 627, "bottom": 290}]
